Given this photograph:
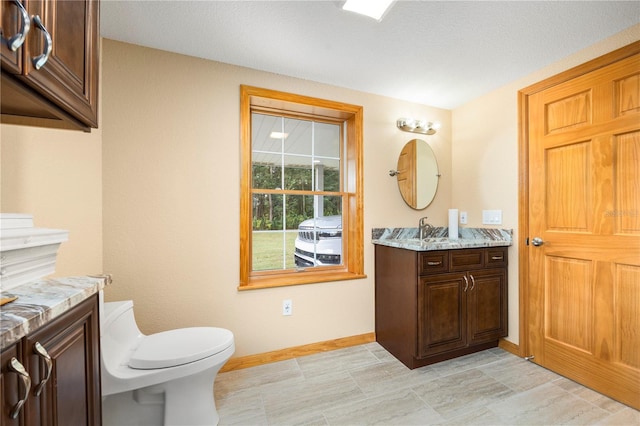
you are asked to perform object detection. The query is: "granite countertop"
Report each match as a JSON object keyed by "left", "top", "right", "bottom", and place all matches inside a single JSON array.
[
  {"left": 372, "top": 227, "right": 512, "bottom": 251},
  {"left": 0, "top": 276, "right": 106, "bottom": 348}
]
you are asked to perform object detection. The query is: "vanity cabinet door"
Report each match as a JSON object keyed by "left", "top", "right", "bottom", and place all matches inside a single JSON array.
[
  {"left": 20, "top": 0, "right": 100, "bottom": 128},
  {"left": 1, "top": 342, "right": 25, "bottom": 426},
  {"left": 418, "top": 273, "right": 468, "bottom": 357},
  {"left": 23, "top": 295, "right": 101, "bottom": 426},
  {"left": 0, "top": 0, "right": 24, "bottom": 73},
  {"left": 0, "top": 0, "right": 99, "bottom": 130},
  {"left": 467, "top": 268, "right": 508, "bottom": 345}
]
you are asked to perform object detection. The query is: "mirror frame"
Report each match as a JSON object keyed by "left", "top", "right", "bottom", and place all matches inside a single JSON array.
[{"left": 394, "top": 138, "right": 439, "bottom": 210}]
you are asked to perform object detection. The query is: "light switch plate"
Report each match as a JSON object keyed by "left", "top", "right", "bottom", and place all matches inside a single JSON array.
[{"left": 482, "top": 210, "right": 502, "bottom": 225}]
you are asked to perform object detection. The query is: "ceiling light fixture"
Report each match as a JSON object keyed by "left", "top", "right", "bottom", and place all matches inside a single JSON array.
[
  {"left": 269, "top": 131, "right": 288, "bottom": 139},
  {"left": 396, "top": 118, "right": 441, "bottom": 135},
  {"left": 342, "top": 0, "right": 395, "bottom": 21}
]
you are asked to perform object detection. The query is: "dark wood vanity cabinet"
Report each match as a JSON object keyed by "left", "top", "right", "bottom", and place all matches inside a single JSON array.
[
  {"left": 0, "top": 0, "right": 100, "bottom": 131},
  {"left": 375, "top": 245, "right": 508, "bottom": 369},
  {"left": 1, "top": 342, "right": 22, "bottom": 426},
  {"left": 1, "top": 295, "right": 101, "bottom": 425}
]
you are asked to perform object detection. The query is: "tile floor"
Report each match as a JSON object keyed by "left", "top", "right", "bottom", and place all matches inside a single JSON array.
[{"left": 214, "top": 343, "right": 639, "bottom": 425}]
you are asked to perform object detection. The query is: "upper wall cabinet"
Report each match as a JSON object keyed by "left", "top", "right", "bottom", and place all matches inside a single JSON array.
[{"left": 0, "top": 0, "right": 99, "bottom": 131}]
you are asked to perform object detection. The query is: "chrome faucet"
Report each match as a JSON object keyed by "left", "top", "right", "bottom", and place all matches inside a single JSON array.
[{"left": 419, "top": 216, "right": 433, "bottom": 240}]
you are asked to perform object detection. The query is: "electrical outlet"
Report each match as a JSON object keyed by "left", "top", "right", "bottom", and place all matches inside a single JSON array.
[
  {"left": 282, "top": 299, "right": 292, "bottom": 316},
  {"left": 460, "top": 211, "right": 468, "bottom": 224}
]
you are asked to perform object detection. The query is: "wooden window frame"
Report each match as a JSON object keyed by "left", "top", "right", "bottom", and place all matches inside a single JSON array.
[{"left": 239, "top": 85, "right": 365, "bottom": 290}]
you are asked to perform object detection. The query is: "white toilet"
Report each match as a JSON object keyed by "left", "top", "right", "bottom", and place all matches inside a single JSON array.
[{"left": 99, "top": 292, "right": 234, "bottom": 426}]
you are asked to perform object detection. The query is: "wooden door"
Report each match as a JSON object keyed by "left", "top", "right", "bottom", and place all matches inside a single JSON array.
[{"left": 525, "top": 48, "right": 639, "bottom": 409}]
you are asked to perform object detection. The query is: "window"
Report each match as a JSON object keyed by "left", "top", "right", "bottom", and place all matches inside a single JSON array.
[{"left": 239, "top": 86, "right": 365, "bottom": 289}]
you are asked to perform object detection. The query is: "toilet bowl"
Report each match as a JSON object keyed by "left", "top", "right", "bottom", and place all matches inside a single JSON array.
[{"left": 99, "top": 292, "right": 234, "bottom": 426}]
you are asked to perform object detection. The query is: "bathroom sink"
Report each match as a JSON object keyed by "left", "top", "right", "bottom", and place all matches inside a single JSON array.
[
  {"left": 389, "top": 237, "right": 454, "bottom": 246},
  {"left": 420, "top": 237, "right": 452, "bottom": 243}
]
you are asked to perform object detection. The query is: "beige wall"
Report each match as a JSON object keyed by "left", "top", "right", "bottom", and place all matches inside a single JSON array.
[
  {"left": 0, "top": 123, "right": 103, "bottom": 277},
  {"left": 2, "top": 23, "right": 637, "bottom": 359},
  {"left": 100, "top": 39, "right": 452, "bottom": 357},
  {"left": 452, "top": 23, "right": 640, "bottom": 345}
]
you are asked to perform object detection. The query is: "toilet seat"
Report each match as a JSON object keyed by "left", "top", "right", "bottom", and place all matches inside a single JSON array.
[{"left": 129, "top": 327, "right": 234, "bottom": 370}]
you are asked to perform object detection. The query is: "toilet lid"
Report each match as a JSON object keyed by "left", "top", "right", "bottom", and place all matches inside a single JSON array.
[{"left": 129, "top": 327, "right": 233, "bottom": 370}]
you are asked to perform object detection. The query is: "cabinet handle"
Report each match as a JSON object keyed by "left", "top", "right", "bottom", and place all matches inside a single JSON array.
[
  {"left": 31, "top": 15, "right": 52, "bottom": 70},
  {"left": 7, "top": 0, "right": 30, "bottom": 51},
  {"left": 463, "top": 275, "right": 469, "bottom": 292},
  {"left": 427, "top": 261, "right": 442, "bottom": 266},
  {"left": 8, "top": 357, "right": 31, "bottom": 419},
  {"left": 33, "top": 342, "right": 53, "bottom": 396},
  {"left": 470, "top": 274, "right": 476, "bottom": 291},
  {"left": 491, "top": 255, "right": 503, "bottom": 261}
]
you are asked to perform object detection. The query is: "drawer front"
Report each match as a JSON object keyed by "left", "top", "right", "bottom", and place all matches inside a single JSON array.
[
  {"left": 419, "top": 251, "right": 449, "bottom": 275},
  {"left": 486, "top": 247, "right": 508, "bottom": 267},
  {"left": 450, "top": 249, "right": 484, "bottom": 271}
]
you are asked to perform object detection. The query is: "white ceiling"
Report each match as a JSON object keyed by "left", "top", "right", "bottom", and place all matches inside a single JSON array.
[{"left": 100, "top": 1, "right": 639, "bottom": 110}]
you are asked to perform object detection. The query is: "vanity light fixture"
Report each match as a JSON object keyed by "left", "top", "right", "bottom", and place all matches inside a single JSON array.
[
  {"left": 396, "top": 118, "right": 440, "bottom": 135},
  {"left": 342, "top": 0, "right": 395, "bottom": 21}
]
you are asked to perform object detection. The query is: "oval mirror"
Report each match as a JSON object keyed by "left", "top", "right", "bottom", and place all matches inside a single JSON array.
[{"left": 395, "top": 139, "right": 439, "bottom": 209}]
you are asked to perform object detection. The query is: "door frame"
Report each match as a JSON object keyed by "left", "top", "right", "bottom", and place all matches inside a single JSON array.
[{"left": 517, "top": 40, "right": 640, "bottom": 358}]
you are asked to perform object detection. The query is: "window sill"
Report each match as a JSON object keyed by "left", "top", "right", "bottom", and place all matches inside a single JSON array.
[{"left": 238, "top": 270, "right": 367, "bottom": 291}]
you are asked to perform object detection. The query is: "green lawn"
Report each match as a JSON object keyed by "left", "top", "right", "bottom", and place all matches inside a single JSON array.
[{"left": 252, "top": 231, "right": 298, "bottom": 271}]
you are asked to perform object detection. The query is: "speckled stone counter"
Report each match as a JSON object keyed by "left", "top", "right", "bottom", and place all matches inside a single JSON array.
[
  {"left": 0, "top": 276, "right": 106, "bottom": 348},
  {"left": 372, "top": 226, "right": 512, "bottom": 251}
]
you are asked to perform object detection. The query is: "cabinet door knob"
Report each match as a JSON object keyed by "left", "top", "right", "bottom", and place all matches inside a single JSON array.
[
  {"left": 491, "top": 255, "right": 503, "bottom": 261},
  {"left": 470, "top": 274, "right": 476, "bottom": 291},
  {"left": 427, "top": 261, "right": 442, "bottom": 266},
  {"left": 31, "top": 15, "right": 52, "bottom": 70},
  {"left": 33, "top": 342, "right": 53, "bottom": 396},
  {"left": 8, "top": 357, "right": 31, "bottom": 419},
  {"left": 463, "top": 275, "right": 469, "bottom": 292},
  {"left": 7, "top": 0, "right": 30, "bottom": 51}
]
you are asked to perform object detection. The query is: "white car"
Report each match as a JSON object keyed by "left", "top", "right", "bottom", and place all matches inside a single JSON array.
[{"left": 294, "top": 215, "right": 342, "bottom": 267}]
